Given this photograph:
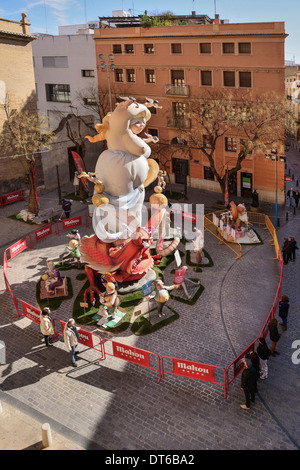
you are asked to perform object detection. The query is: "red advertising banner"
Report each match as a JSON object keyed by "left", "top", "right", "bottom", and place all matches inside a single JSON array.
[
  {"left": 181, "top": 211, "right": 198, "bottom": 224},
  {"left": 112, "top": 341, "right": 150, "bottom": 367},
  {"left": 34, "top": 224, "right": 53, "bottom": 242},
  {"left": 20, "top": 300, "right": 41, "bottom": 324},
  {"left": 172, "top": 358, "right": 215, "bottom": 383},
  {"left": 9, "top": 238, "right": 27, "bottom": 259},
  {"left": 174, "top": 268, "right": 185, "bottom": 285},
  {"left": 77, "top": 329, "right": 95, "bottom": 349},
  {"left": 61, "top": 216, "right": 82, "bottom": 230},
  {"left": 1, "top": 190, "right": 24, "bottom": 206}
]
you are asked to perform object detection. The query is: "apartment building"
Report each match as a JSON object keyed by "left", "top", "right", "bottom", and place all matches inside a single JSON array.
[
  {"left": 285, "top": 65, "right": 300, "bottom": 142},
  {"left": 32, "top": 26, "right": 102, "bottom": 189},
  {"left": 94, "top": 15, "right": 287, "bottom": 203}
]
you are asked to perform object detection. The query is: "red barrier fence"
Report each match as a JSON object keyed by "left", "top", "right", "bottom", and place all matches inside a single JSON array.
[
  {"left": 100, "top": 338, "right": 162, "bottom": 383},
  {"left": 2, "top": 211, "right": 283, "bottom": 398},
  {"left": 161, "top": 356, "right": 227, "bottom": 398}
]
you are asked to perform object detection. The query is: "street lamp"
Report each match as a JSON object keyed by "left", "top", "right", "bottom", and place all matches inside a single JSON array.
[
  {"left": 265, "top": 149, "right": 279, "bottom": 227},
  {"left": 99, "top": 53, "right": 115, "bottom": 113}
]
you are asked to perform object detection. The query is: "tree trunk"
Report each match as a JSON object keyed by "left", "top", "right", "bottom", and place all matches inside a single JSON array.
[{"left": 26, "top": 159, "right": 39, "bottom": 215}]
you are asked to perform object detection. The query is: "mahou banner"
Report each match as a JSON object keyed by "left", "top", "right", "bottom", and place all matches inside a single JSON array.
[
  {"left": 9, "top": 238, "right": 27, "bottom": 259},
  {"left": 61, "top": 216, "right": 82, "bottom": 230},
  {"left": 172, "top": 358, "right": 215, "bottom": 383},
  {"left": 112, "top": 341, "right": 150, "bottom": 367},
  {"left": 34, "top": 223, "right": 53, "bottom": 242},
  {"left": 20, "top": 300, "right": 41, "bottom": 324}
]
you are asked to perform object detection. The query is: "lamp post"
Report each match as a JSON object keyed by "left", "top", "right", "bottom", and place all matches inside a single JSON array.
[
  {"left": 99, "top": 54, "right": 115, "bottom": 113},
  {"left": 265, "top": 149, "right": 279, "bottom": 227}
]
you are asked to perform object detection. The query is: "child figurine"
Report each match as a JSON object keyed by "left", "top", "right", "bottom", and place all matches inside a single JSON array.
[{"left": 98, "top": 282, "right": 120, "bottom": 324}]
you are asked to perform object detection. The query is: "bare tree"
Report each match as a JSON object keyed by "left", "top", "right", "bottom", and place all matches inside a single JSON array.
[{"left": 180, "top": 89, "right": 286, "bottom": 198}]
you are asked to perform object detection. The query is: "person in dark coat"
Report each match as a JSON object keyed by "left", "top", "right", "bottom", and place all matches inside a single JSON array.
[
  {"left": 278, "top": 295, "right": 289, "bottom": 331},
  {"left": 248, "top": 351, "right": 260, "bottom": 392},
  {"left": 269, "top": 318, "right": 281, "bottom": 356},
  {"left": 289, "top": 237, "right": 298, "bottom": 262},
  {"left": 282, "top": 238, "right": 291, "bottom": 264},
  {"left": 294, "top": 190, "right": 299, "bottom": 208},
  {"left": 240, "top": 357, "right": 257, "bottom": 410},
  {"left": 287, "top": 188, "right": 296, "bottom": 208},
  {"left": 257, "top": 337, "right": 271, "bottom": 380},
  {"left": 62, "top": 199, "right": 72, "bottom": 219}
]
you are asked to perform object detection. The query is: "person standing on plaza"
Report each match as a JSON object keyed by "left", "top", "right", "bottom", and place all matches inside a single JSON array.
[
  {"left": 278, "top": 295, "right": 290, "bottom": 331},
  {"left": 248, "top": 351, "right": 260, "bottom": 393},
  {"left": 269, "top": 318, "right": 281, "bottom": 357},
  {"left": 240, "top": 357, "right": 257, "bottom": 410},
  {"left": 294, "top": 190, "right": 299, "bottom": 208},
  {"left": 62, "top": 199, "right": 72, "bottom": 219},
  {"left": 289, "top": 237, "right": 298, "bottom": 262},
  {"left": 39, "top": 307, "right": 54, "bottom": 347},
  {"left": 257, "top": 337, "right": 271, "bottom": 380},
  {"left": 286, "top": 187, "right": 295, "bottom": 208},
  {"left": 64, "top": 318, "right": 80, "bottom": 367},
  {"left": 282, "top": 238, "right": 291, "bottom": 264}
]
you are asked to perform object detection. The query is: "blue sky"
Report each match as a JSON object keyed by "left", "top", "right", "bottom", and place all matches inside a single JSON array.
[{"left": 1, "top": 0, "right": 299, "bottom": 62}]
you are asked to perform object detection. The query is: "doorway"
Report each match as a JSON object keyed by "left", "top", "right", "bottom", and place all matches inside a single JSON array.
[{"left": 241, "top": 172, "right": 253, "bottom": 199}]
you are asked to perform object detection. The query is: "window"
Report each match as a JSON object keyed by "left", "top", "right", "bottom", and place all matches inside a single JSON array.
[
  {"left": 125, "top": 44, "right": 134, "bottom": 54},
  {"left": 82, "top": 70, "right": 95, "bottom": 77},
  {"left": 222, "top": 43, "right": 235, "bottom": 54},
  {"left": 238, "top": 42, "right": 251, "bottom": 54},
  {"left": 225, "top": 137, "right": 237, "bottom": 152},
  {"left": 42, "top": 56, "right": 68, "bottom": 67},
  {"left": 239, "top": 72, "right": 252, "bottom": 88},
  {"left": 148, "top": 128, "right": 158, "bottom": 138},
  {"left": 201, "top": 70, "right": 212, "bottom": 86},
  {"left": 126, "top": 69, "right": 135, "bottom": 83},
  {"left": 173, "top": 102, "right": 187, "bottom": 117},
  {"left": 115, "top": 69, "right": 124, "bottom": 82},
  {"left": 171, "top": 43, "right": 182, "bottom": 54},
  {"left": 223, "top": 71, "right": 235, "bottom": 87},
  {"left": 204, "top": 166, "right": 214, "bottom": 180},
  {"left": 145, "top": 69, "right": 155, "bottom": 84},
  {"left": 200, "top": 43, "right": 211, "bottom": 54},
  {"left": 113, "top": 44, "right": 122, "bottom": 54},
  {"left": 171, "top": 70, "right": 185, "bottom": 86},
  {"left": 45, "top": 84, "right": 70, "bottom": 102},
  {"left": 144, "top": 44, "right": 154, "bottom": 54}
]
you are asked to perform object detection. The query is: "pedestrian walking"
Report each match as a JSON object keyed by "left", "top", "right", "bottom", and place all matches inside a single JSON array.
[
  {"left": 278, "top": 295, "right": 290, "bottom": 331},
  {"left": 257, "top": 337, "right": 271, "bottom": 380},
  {"left": 62, "top": 199, "right": 72, "bottom": 219},
  {"left": 39, "top": 307, "right": 54, "bottom": 347},
  {"left": 287, "top": 188, "right": 295, "bottom": 208},
  {"left": 269, "top": 318, "right": 281, "bottom": 357},
  {"left": 282, "top": 238, "right": 291, "bottom": 264},
  {"left": 63, "top": 318, "right": 80, "bottom": 367},
  {"left": 289, "top": 237, "right": 298, "bottom": 261},
  {"left": 240, "top": 357, "right": 257, "bottom": 410},
  {"left": 294, "top": 190, "right": 299, "bottom": 208}
]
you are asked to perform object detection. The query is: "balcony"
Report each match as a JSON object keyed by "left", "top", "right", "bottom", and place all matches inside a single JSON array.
[
  {"left": 165, "top": 84, "right": 190, "bottom": 97},
  {"left": 167, "top": 117, "right": 191, "bottom": 129}
]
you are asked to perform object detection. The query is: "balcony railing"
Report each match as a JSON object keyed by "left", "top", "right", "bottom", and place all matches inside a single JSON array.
[
  {"left": 167, "top": 117, "right": 191, "bottom": 129},
  {"left": 165, "top": 84, "right": 190, "bottom": 97}
]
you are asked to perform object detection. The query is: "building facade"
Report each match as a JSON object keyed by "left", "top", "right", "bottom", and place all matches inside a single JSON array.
[
  {"left": 94, "top": 16, "right": 287, "bottom": 204},
  {"left": 32, "top": 27, "right": 102, "bottom": 190},
  {"left": 0, "top": 14, "right": 45, "bottom": 194},
  {"left": 285, "top": 65, "right": 300, "bottom": 143}
]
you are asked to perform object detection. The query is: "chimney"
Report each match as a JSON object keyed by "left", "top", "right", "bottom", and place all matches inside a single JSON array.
[{"left": 192, "top": 11, "right": 196, "bottom": 17}]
